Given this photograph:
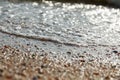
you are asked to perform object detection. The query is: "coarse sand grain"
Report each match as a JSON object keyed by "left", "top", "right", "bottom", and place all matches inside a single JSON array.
[{"left": 0, "top": 45, "right": 120, "bottom": 80}]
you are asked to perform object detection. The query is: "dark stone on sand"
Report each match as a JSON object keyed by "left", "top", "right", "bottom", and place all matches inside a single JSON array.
[
  {"left": 67, "top": 51, "right": 71, "bottom": 55},
  {"left": 32, "top": 76, "right": 38, "bottom": 80},
  {"left": 112, "top": 50, "right": 118, "bottom": 53}
]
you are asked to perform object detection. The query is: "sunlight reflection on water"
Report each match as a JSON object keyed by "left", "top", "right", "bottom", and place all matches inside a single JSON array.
[{"left": 0, "top": 1, "right": 120, "bottom": 46}]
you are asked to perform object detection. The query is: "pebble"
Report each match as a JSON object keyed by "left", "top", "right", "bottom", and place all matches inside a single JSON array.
[
  {"left": 112, "top": 50, "right": 118, "bottom": 53},
  {"left": 32, "top": 76, "right": 38, "bottom": 80},
  {"left": 66, "top": 51, "right": 71, "bottom": 55}
]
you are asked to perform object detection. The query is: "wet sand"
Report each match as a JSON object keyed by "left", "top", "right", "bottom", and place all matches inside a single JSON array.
[
  {"left": 0, "top": 45, "right": 120, "bottom": 80},
  {"left": 0, "top": 32, "right": 120, "bottom": 80}
]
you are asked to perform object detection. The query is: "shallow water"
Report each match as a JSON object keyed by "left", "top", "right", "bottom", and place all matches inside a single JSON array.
[{"left": 0, "top": 0, "right": 120, "bottom": 46}]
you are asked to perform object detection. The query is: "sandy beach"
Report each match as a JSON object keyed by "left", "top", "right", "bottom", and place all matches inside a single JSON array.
[{"left": 0, "top": 45, "right": 120, "bottom": 80}]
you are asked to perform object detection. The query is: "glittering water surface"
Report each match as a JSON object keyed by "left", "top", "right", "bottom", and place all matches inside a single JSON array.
[{"left": 0, "top": 1, "right": 120, "bottom": 45}]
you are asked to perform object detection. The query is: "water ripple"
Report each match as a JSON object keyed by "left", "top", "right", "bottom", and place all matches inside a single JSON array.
[{"left": 0, "top": 1, "right": 120, "bottom": 46}]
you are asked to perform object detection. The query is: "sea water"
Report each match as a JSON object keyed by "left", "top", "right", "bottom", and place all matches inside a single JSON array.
[{"left": 0, "top": 0, "right": 120, "bottom": 46}]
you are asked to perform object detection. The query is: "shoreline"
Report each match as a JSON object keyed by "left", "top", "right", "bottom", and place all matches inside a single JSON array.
[
  {"left": 0, "top": 45, "right": 120, "bottom": 80},
  {"left": 0, "top": 32, "right": 120, "bottom": 80}
]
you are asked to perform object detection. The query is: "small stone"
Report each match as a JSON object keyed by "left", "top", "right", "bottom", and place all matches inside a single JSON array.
[
  {"left": 32, "top": 54, "right": 36, "bottom": 59},
  {"left": 32, "top": 76, "right": 38, "bottom": 80},
  {"left": 0, "top": 69, "right": 3, "bottom": 73},
  {"left": 93, "top": 72, "right": 99, "bottom": 75},
  {"left": 112, "top": 50, "right": 118, "bottom": 53},
  {"left": 35, "top": 68, "right": 43, "bottom": 74},
  {"left": 41, "top": 64, "right": 47, "bottom": 68},
  {"left": 21, "top": 62, "right": 26, "bottom": 66},
  {"left": 80, "top": 60, "right": 85, "bottom": 62},
  {"left": 67, "top": 51, "right": 71, "bottom": 55},
  {"left": 34, "top": 45, "right": 39, "bottom": 50},
  {"left": 26, "top": 43, "right": 30, "bottom": 46},
  {"left": 104, "top": 76, "right": 110, "bottom": 80},
  {"left": 83, "top": 51, "right": 87, "bottom": 53},
  {"left": 0, "top": 69, "right": 3, "bottom": 77},
  {"left": 79, "top": 55, "right": 85, "bottom": 58}
]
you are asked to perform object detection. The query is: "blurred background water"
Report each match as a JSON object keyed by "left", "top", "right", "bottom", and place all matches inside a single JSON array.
[
  {"left": 0, "top": 0, "right": 120, "bottom": 46},
  {"left": 7, "top": 0, "right": 120, "bottom": 7}
]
